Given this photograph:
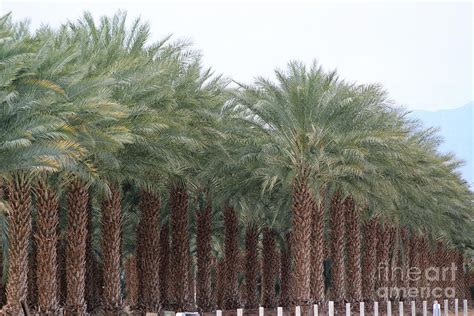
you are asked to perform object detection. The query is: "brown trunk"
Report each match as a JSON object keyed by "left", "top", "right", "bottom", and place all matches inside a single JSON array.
[
  {"left": 137, "top": 190, "right": 161, "bottom": 312},
  {"left": 34, "top": 178, "right": 59, "bottom": 314},
  {"left": 279, "top": 232, "right": 292, "bottom": 307},
  {"left": 102, "top": 188, "right": 122, "bottom": 314},
  {"left": 456, "top": 251, "right": 466, "bottom": 300},
  {"left": 261, "top": 228, "right": 276, "bottom": 308},
  {"left": 215, "top": 258, "right": 226, "bottom": 309},
  {"left": 4, "top": 172, "right": 32, "bottom": 315},
  {"left": 310, "top": 191, "right": 325, "bottom": 304},
  {"left": 186, "top": 247, "right": 195, "bottom": 309},
  {"left": 223, "top": 205, "right": 240, "bottom": 310},
  {"left": 362, "top": 218, "right": 378, "bottom": 302},
  {"left": 27, "top": 219, "right": 37, "bottom": 310},
  {"left": 376, "top": 222, "right": 394, "bottom": 301},
  {"left": 85, "top": 200, "right": 100, "bottom": 314},
  {"left": 291, "top": 174, "right": 312, "bottom": 305},
  {"left": 329, "top": 193, "right": 346, "bottom": 303},
  {"left": 418, "top": 236, "right": 430, "bottom": 300},
  {"left": 56, "top": 234, "right": 67, "bottom": 307},
  {"left": 346, "top": 198, "right": 362, "bottom": 303},
  {"left": 65, "top": 179, "right": 89, "bottom": 315},
  {"left": 399, "top": 228, "right": 410, "bottom": 301},
  {"left": 169, "top": 184, "right": 189, "bottom": 312},
  {"left": 124, "top": 255, "right": 138, "bottom": 308},
  {"left": 244, "top": 223, "right": 259, "bottom": 309},
  {"left": 159, "top": 224, "right": 170, "bottom": 309},
  {"left": 408, "top": 235, "right": 420, "bottom": 291},
  {"left": 196, "top": 199, "right": 213, "bottom": 311}
]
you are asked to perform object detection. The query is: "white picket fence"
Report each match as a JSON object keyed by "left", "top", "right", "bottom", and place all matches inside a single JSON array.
[{"left": 209, "top": 299, "right": 472, "bottom": 316}]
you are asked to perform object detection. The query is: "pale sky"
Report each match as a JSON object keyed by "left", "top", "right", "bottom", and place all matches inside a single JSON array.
[{"left": 1, "top": 0, "right": 473, "bottom": 110}]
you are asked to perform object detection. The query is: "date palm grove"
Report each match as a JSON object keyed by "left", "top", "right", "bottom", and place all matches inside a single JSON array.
[{"left": 0, "top": 12, "right": 473, "bottom": 315}]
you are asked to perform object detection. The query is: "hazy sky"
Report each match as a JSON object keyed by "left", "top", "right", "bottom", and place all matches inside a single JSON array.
[{"left": 2, "top": 1, "right": 473, "bottom": 110}]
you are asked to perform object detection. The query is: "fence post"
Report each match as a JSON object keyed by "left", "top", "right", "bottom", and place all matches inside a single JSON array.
[
  {"left": 411, "top": 301, "right": 416, "bottom": 316},
  {"left": 399, "top": 301, "right": 403, "bottom": 316},
  {"left": 277, "top": 307, "right": 283, "bottom": 316},
  {"left": 423, "top": 301, "right": 428, "bottom": 316},
  {"left": 462, "top": 299, "right": 467, "bottom": 316},
  {"left": 216, "top": 310, "right": 222, "bottom": 316},
  {"left": 433, "top": 303, "right": 441, "bottom": 316},
  {"left": 313, "top": 304, "right": 318, "bottom": 316},
  {"left": 374, "top": 301, "right": 379, "bottom": 316},
  {"left": 454, "top": 298, "right": 458, "bottom": 316},
  {"left": 237, "top": 308, "right": 243, "bottom": 316},
  {"left": 328, "top": 301, "right": 334, "bottom": 316},
  {"left": 359, "top": 302, "right": 364, "bottom": 316},
  {"left": 443, "top": 299, "right": 448, "bottom": 316},
  {"left": 387, "top": 301, "right": 392, "bottom": 316},
  {"left": 345, "top": 303, "right": 351, "bottom": 316},
  {"left": 295, "top": 306, "right": 301, "bottom": 316},
  {"left": 259, "top": 306, "right": 264, "bottom": 316}
]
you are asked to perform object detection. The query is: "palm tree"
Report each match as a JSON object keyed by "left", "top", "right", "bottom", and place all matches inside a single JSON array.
[
  {"left": 279, "top": 232, "right": 292, "bottom": 307},
  {"left": 310, "top": 192, "right": 325, "bottom": 304},
  {"left": 329, "top": 193, "right": 346, "bottom": 303},
  {"left": 124, "top": 255, "right": 138, "bottom": 309},
  {"left": 345, "top": 197, "right": 362, "bottom": 303},
  {"left": 159, "top": 223, "right": 171, "bottom": 309},
  {"left": 362, "top": 217, "right": 379, "bottom": 302},
  {"left": 261, "top": 227, "right": 277, "bottom": 308}
]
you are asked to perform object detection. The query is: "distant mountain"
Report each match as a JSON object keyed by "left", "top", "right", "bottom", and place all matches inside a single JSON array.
[{"left": 409, "top": 101, "right": 473, "bottom": 188}]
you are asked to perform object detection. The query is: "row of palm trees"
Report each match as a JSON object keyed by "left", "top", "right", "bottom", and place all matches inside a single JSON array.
[{"left": 0, "top": 12, "right": 472, "bottom": 315}]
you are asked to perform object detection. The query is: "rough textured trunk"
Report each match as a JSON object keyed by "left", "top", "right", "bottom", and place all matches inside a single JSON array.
[
  {"left": 34, "top": 179, "right": 59, "bottom": 314},
  {"left": 102, "top": 188, "right": 122, "bottom": 314},
  {"left": 124, "top": 255, "right": 138, "bottom": 309},
  {"left": 223, "top": 205, "right": 239, "bottom": 310},
  {"left": 56, "top": 234, "right": 67, "bottom": 307},
  {"left": 376, "top": 222, "right": 394, "bottom": 301},
  {"left": 310, "top": 192, "right": 325, "bottom": 304},
  {"left": 261, "top": 228, "right": 276, "bottom": 308},
  {"left": 186, "top": 247, "right": 195, "bottom": 309},
  {"left": 244, "top": 223, "right": 259, "bottom": 309},
  {"left": 399, "top": 228, "right": 410, "bottom": 301},
  {"left": 279, "top": 232, "right": 292, "bottom": 307},
  {"left": 329, "top": 193, "right": 346, "bottom": 303},
  {"left": 85, "top": 201, "right": 100, "bottom": 314},
  {"left": 27, "top": 220, "right": 37, "bottom": 309},
  {"left": 65, "top": 179, "right": 89, "bottom": 315},
  {"left": 346, "top": 198, "right": 362, "bottom": 303},
  {"left": 196, "top": 199, "right": 213, "bottom": 311},
  {"left": 4, "top": 172, "right": 32, "bottom": 315},
  {"left": 216, "top": 258, "right": 226, "bottom": 309},
  {"left": 291, "top": 174, "right": 312, "bottom": 306},
  {"left": 362, "top": 218, "right": 378, "bottom": 302},
  {"left": 455, "top": 251, "right": 466, "bottom": 300},
  {"left": 159, "top": 224, "right": 170, "bottom": 309},
  {"left": 408, "top": 235, "right": 420, "bottom": 291},
  {"left": 137, "top": 190, "right": 161, "bottom": 312},
  {"left": 170, "top": 184, "right": 189, "bottom": 312},
  {"left": 418, "top": 237, "right": 430, "bottom": 300}
]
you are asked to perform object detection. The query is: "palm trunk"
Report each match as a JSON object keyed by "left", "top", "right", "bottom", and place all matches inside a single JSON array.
[
  {"left": 329, "top": 193, "right": 346, "bottom": 303},
  {"left": 399, "top": 228, "right": 410, "bottom": 301},
  {"left": 102, "top": 188, "right": 122, "bottom": 314},
  {"left": 362, "top": 218, "right": 378, "bottom": 302},
  {"left": 4, "top": 172, "right": 32, "bottom": 315},
  {"left": 345, "top": 197, "right": 362, "bottom": 303},
  {"left": 223, "top": 205, "right": 239, "bottom": 310},
  {"left": 216, "top": 258, "right": 226, "bottom": 309},
  {"left": 159, "top": 224, "right": 170, "bottom": 309},
  {"left": 279, "top": 232, "right": 292, "bottom": 307},
  {"left": 27, "top": 219, "right": 37, "bottom": 310},
  {"left": 376, "top": 222, "right": 394, "bottom": 301},
  {"left": 85, "top": 200, "right": 99, "bottom": 313},
  {"left": 196, "top": 199, "right": 213, "bottom": 311},
  {"left": 291, "top": 174, "right": 312, "bottom": 305},
  {"left": 170, "top": 184, "right": 189, "bottom": 312},
  {"left": 244, "top": 223, "right": 259, "bottom": 309},
  {"left": 34, "top": 178, "right": 59, "bottom": 314},
  {"left": 137, "top": 190, "right": 161, "bottom": 312},
  {"left": 261, "top": 228, "right": 276, "bottom": 308},
  {"left": 418, "top": 237, "right": 430, "bottom": 300},
  {"left": 455, "top": 251, "right": 466, "bottom": 301},
  {"left": 310, "top": 192, "right": 325, "bottom": 304},
  {"left": 124, "top": 255, "right": 138, "bottom": 309},
  {"left": 65, "top": 179, "right": 89, "bottom": 315},
  {"left": 56, "top": 233, "right": 67, "bottom": 307}
]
